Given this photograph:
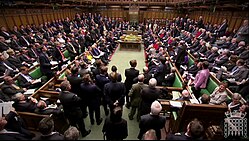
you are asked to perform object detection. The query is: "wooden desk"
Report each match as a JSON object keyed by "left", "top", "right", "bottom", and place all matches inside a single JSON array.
[
  {"left": 119, "top": 40, "right": 142, "bottom": 51},
  {"left": 123, "top": 30, "right": 142, "bottom": 35}
]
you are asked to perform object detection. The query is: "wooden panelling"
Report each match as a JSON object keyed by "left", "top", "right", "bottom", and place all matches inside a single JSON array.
[
  {"left": 27, "top": 14, "right": 34, "bottom": 25},
  {"left": 0, "top": 16, "right": 8, "bottom": 28},
  {"left": 13, "top": 15, "right": 22, "bottom": 27},
  {"left": 19, "top": 15, "right": 28, "bottom": 26}
]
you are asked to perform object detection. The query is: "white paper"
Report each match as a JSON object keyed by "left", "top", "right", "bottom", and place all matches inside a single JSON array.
[
  {"left": 23, "top": 89, "right": 36, "bottom": 95},
  {"left": 40, "top": 97, "right": 49, "bottom": 101},
  {"left": 32, "top": 78, "right": 41, "bottom": 84},
  {"left": 172, "top": 91, "right": 181, "bottom": 100},
  {"left": 33, "top": 61, "right": 38, "bottom": 66},
  {"left": 2, "top": 102, "right": 14, "bottom": 115},
  {"left": 190, "top": 98, "right": 199, "bottom": 104},
  {"left": 50, "top": 61, "right": 58, "bottom": 65},
  {"left": 170, "top": 101, "right": 182, "bottom": 108}
]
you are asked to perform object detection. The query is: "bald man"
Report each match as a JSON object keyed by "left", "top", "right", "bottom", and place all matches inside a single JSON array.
[
  {"left": 177, "top": 89, "right": 191, "bottom": 101},
  {"left": 128, "top": 74, "right": 148, "bottom": 121}
]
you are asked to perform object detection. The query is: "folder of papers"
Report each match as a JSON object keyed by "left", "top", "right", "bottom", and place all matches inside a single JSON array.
[
  {"left": 169, "top": 101, "right": 182, "bottom": 108},
  {"left": 23, "top": 89, "right": 36, "bottom": 95}
]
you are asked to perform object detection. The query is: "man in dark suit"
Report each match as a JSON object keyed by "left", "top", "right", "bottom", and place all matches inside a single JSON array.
[
  {"left": 104, "top": 72, "right": 126, "bottom": 112},
  {"left": 27, "top": 44, "right": 39, "bottom": 60},
  {"left": 67, "top": 66, "right": 87, "bottom": 118},
  {"left": 10, "top": 34, "right": 22, "bottom": 51},
  {"left": 6, "top": 49, "right": 23, "bottom": 69},
  {"left": 0, "top": 26, "right": 11, "bottom": 40},
  {"left": 138, "top": 100, "right": 166, "bottom": 140},
  {"left": 163, "top": 67, "right": 176, "bottom": 87},
  {"left": 175, "top": 41, "right": 187, "bottom": 70},
  {"left": 95, "top": 66, "right": 110, "bottom": 116},
  {"left": 59, "top": 80, "right": 91, "bottom": 137},
  {"left": 32, "top": 117, "right": 64, "bottom": 140},
  {"left": 65, "top": 38, "right": 77, "bottom": 61},
  {"left": 166, "top": 118, "right": 204, "bottom": 140},
  {"left": 124, "top": 60, "right": 139, "bottom": 109},
  {"left": 17, "top": 66, "right": 43, "bottom": 89},
  {"left": 0, "top": 36, "right": 10, "bottom": 52},
  {"left": 0, "top": 113, "right": 31, "bottom": 140},
  {"left": 80, "top": 74, "right": 103, "bottom": 125},
  {"left": 217, "top": 19, "right": 228, "bottom": 37},
  {"left": 12, "top": 93, "right": 61, "bottom": 115},
  {"left": 140, "top": 78, "right": 161, "bottom": 117},
  {"left": 51, "top": 42, "right": 67, "bottom": 70},
  {"left": 0, "top": 53, "right": 18, "bottom": 78},
  {"left": 38, "top": 45, "right": 54, "bottom": 80},
  {"left": 1, "top": 76, "right": 26, "bottom": 99}
]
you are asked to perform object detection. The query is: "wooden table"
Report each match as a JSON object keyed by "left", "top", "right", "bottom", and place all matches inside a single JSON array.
[
  {"left": 118, "top": 40, "right": 142, "bottom": 51},
  {"left": 123, "top": 30, "right": 142, "bottom": 35}
]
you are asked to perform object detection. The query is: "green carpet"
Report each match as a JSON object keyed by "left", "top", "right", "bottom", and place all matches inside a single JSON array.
[{"left": 81, "top": 45, "right": 145, "bottom": 140}]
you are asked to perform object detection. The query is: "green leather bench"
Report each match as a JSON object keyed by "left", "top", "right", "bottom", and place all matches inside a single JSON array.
[
  {"left": 29, "top": 67, "right": 43, "bottom": 79},
  {"left": 173, "top": 73, "right": 183, "bottom": 88},
  {"left": 200, "top": 78, "right": 218, "bottom": 95},
  {"left": 63, "top": 50, "right": 71, "bottom": 60}
]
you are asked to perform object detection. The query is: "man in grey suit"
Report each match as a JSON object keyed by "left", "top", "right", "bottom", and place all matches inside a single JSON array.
[
  {"left": 234, "top": 20, "right": 249, "bottom": 44},
  {"left": 128, "top": 74, "right": 148, "bottom": 121}
]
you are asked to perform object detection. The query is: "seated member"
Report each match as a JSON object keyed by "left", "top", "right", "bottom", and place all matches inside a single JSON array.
[
  {"left": 17, "top": 66, "right": 43, "bottom": 89},
  {"left": 1, "top": 76, "right": 26, "bottom": 99},
  {"left": 166, "top": 118, "right": 204, "bottom": 140},
  {"left": 12, "top": 93, "right": 62, "bottom": 115},
  {"left": 32, "top": 117, "right": 64, "bottom": 140}
]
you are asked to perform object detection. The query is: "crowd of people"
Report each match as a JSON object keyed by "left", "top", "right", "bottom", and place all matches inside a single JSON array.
[{"left": 0, "top": 11, "right": 249, "bottom": 140}]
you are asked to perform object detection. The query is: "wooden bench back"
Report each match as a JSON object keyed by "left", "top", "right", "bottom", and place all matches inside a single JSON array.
[{"left": 171, "top": 101, "right": 228, "bottom": 133}]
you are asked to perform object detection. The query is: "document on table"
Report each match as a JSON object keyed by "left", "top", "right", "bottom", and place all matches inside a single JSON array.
[
  {"left": 50, "top": 61, "right": 58, "bottom": 65},
  {"left": 169, "top": 101, "right": 182, "bottom": 108},
  {"left": 31, "top": 78, "right": 41, "bottom": 84},
  {"left": 172, "top": 91, "right": 181, "bottom": 100},
  {"left": 23, "top": 89, "right": 36, "bottom": 95},
  {"left": 190, "top": 98, "right": 199, "bottom": 104}
]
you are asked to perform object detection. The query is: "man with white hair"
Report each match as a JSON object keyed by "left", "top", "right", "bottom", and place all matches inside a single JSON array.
[
  {"left": 137, "top": 100, "right": 166, "bottom": 140},
  {"left": 139, "top": 78, "right": 161, "bottom": 117},
  {"left": 128, "top": 74, "right": 148, "bottom": 121}
]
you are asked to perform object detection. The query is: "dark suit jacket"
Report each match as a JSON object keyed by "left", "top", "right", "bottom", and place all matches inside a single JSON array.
[
  {"left": 95, "top": 74, "right": 110, "bottom": 91},
  {"left": 0, "top": 42, "right": 10, "bottom": 52},
  {"left": 66, "top": 42, "right": 77, "bottom": 60},
  {"left": 215, "top": 55, "right": 229, "bottom": 67},
  {"left": 39, "top": 52, "right": 52, "bottom": 76},
  {"left": 218, "top": 23, "right": 228, "bottom": 37},
  {"left": 0, "top": 83, "right": 25, "bottom": 98},
  {"left": 27, "top": 48, "right": 39, "bottom": 59},
  {"left": 207, "top": 52, "right": 219, "bottom": 63},
  {"left": 104, "top": 81, "right": 126, "bottom": 108},
  {"left": 59, "top": 91, "right": 83, "bottom": 119},
  {"left": 163, "top": 73, "right": 175, "bottom": 87},
  {"left": 0, "top": 62, "right": 15, "bottom": 77},
  {"left": 67, "top": 75, "right": 83, "bottom": 95},
  {"left": 124, "top": 68, "right": 139, "bottom": 91},
  {"left": 0, "top": 132, "right": 31, "bottom": 140},
  {"left": 138, "top": 114, "right": 166, "bottom": 140},
  {"left": 102, "top": 117, "right": 128, "bottom": 140},
  {"left": 4, "top": 111, "right": 34, "bottom": 139},
  {"left": 155, "top": 63, "right": 170, "bottom": 86},
  {"left": 80, "top": 82, "right": 101, "bottom": 107},
  {"left": 0, "top": 31, "right": 11, "bottom": 39},
  {"left": 7, "top": 56, "right": 22, "bottom": 69},
  {"left": 10, "top": 40, "right": 22, "bottom": 50},
  {"left": 32, "top": 132, "right": 64, "bottom": 140},
  {"left": 140, "top": 87, "right": 161, "bottom": 116}
]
